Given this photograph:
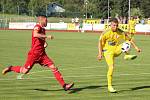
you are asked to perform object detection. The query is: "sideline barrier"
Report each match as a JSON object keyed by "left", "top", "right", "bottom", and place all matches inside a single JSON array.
[
  {"left": 9, "top": 22, "right": 36, "bottom": 29},
  {"left": 9, "top": 22, "right": 150, "bottom": 33}
]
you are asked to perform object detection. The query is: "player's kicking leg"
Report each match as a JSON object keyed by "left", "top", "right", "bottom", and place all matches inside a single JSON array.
[
  {"left": 124, "top": 54, "right": 137, "bottom": 60},
  {"left": 2, "top": 65, "right": 30, "bottom": 75},
  {"left": 2, "top": 55, "right": 35, "bottom": 75},
  {"left": 121, "top": 41, "right": 137, "bottom": 60}
]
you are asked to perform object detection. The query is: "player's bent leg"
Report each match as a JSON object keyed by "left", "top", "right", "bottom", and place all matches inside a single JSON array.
[
  {"left": 121, "top": 41, "right": 137, "bottom": 60},
  {"left": 2, "top": 65, "right": 21, "bottom": 75},
  {"left": 48, "top": 64, "right": 74, "bottom": 91},
  {"left": 114, "top": 45, "right": 122, "bottom": 57},
  {"left": 2, "top": 54, "right": 35, "bottom": 77},
  {"left": 124, "top": 54, "right": 137, "bottom": 60},
  {"left": 2, "top": 65, "right": 32, "bottom": 75}
]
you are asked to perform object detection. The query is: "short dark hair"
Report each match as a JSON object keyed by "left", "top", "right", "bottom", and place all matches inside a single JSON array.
[
  {"left": 109, "top": 18, "right": 119, "bottom": 23},
  {"left": 36, "top": 14, "right": 47, "bottom": 18}
]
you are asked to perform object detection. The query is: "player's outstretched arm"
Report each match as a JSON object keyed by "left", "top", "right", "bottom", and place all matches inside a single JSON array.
[
  {"left": 130, "top": 39, "right": 141, "bottom": 53},
  {"left": 124, "top": 32, "right": 141, "bottom": 53}
]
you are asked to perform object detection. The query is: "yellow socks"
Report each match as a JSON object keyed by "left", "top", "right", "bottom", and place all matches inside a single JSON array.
[
  {"left": 107, "top": 67, "right": 117, "bottom": 93},
  {"left": 107, "top": 67, "right": 113, "bottom": 87}
]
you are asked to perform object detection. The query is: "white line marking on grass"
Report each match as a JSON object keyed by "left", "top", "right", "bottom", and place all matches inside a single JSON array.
[
  {"left": 30, "top": 70, "right": 50, "bottom": 74},
  {"left": 29, "top": 63, "right": 150, "bottom": 74},
  {"left": 0, "top": 63, "right": 149, "bottom": 81},
  {"left": 30, "top": 72, "right": 150, "bottom": 77},
  {"left": 2, "top": 62, "right": 149, "bottom": 72},
  {"left": 0, "top": 72, "right": 149, "bottom": 81},
  {"left": 30, "top": 65, "right": 104, "bottom": 74},
  {"left": 129, "top": 63, "right": 150, "bottom": 66}
]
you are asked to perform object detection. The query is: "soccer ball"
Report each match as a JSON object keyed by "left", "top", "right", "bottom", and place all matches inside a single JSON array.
[{"left": 121, "top": 42, "right": 131, "bottom": 53}]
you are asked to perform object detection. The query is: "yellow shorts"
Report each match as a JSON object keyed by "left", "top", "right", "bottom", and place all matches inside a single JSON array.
[
  {"left": 103, "top": 44, "right": 122, "bottom": 66},
  {"left": 129, "top": 29, "right": 136, "bottom": 34}
]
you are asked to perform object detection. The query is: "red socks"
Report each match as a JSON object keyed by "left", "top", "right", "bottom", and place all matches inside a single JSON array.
[
  {"left": 10, "top": 66, "right": 66, "bottom": 87},
  {"left": 53, "top": 70, "right": 65, "bottom": 87},
  {"left": 10, "top": 66, "right": 21, "bottom": 73}
]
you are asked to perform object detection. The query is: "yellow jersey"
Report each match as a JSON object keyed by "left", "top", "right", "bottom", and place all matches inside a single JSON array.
[
  {"left": 100, "top": 28, "right": 129, "bottom": 51},
  {"left": 147, "top": 19, "right": 150, "bottom": 24},
  {"left": 129, "top": 20, "right": 136, "bottom": 30}
]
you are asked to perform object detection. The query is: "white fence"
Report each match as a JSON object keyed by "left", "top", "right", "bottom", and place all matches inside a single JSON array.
[{"left": 8, "top": 22, "right": 150, "bottom": 32}]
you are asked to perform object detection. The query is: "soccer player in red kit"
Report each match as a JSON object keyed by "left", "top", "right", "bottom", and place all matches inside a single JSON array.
[{"left": 2, "top": 15, "right": 74, "bottom": 91}]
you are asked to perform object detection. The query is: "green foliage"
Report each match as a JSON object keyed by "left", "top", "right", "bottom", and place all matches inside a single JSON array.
[
  {"left": 140, "top": 0, "right": 150, "bottom": 18},
  {"left": 0, "top": 0, "right": 150, "bottom": 18},
  {"left": 0, "top": 0, "right": 29, "bottom": 14},
  {"left": 131, "top": 8, "right": 144, "bottom": 17}
]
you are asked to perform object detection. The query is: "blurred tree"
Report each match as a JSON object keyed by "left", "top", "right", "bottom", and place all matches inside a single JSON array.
[
  {"left": 140, "top": 0, "right": 150, "bottom": 18},
  {"left": 131, "top": 8, "right": 144, "bottom": 17},
  {"left": 95, "top": 0, "right": 108, "bottom": 18},
  {"left": 0, "top": 0, "right": 30, "bottom": 15},
  {"left": 0, "top": 0, "right": 150, "bottom": 18}
]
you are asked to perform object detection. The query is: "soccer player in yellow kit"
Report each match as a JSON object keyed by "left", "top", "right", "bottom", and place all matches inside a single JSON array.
[
  {"left": 128, "top": 16, "right": 136, "bottom": 38},
  {"left": 97, "top": 18, "right": 141, "bottom": 93}
]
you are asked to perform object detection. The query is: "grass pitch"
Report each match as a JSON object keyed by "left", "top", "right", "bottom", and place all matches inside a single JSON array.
[{"left": 0, "top": 30, "right": 150, "bottom": 100}]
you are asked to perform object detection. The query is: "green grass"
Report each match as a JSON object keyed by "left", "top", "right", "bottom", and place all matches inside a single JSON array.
[{"left": 0, "top": 30, "right": 150, "bottom": 100}]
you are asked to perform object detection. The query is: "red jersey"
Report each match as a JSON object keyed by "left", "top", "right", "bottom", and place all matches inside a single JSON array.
[{"left": 30, "top": 24, "right": 46, "bottom": 55}]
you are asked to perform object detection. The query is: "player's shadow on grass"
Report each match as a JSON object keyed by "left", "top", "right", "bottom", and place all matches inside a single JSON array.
[
  {"left": 32, "top": 85, "right": 107, "bottom": 93},
  {"left": 118, "top": 85, "right": 150, "bottom": 93},
  {"left": 68, "top": 85, "right": 107, "bottom": 94},
  {"left": 131, "top": 85, "right": 150, "bottom": 91},
  {"left": 33, "top": 88, "right": 64, "bottom": 92}
]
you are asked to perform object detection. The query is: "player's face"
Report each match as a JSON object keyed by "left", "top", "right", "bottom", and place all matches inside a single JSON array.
[
  {"left": 38, "top": 16, "right": 47, "bottom": 27},
  {"left": 130, "top": 17, "right": 133, "bottom": 20},
  {"left": 110, "top": 22, "right": 118, "bottom": 32},
  {"left": 43, "top": 18, "right": 47, "bottom": 27}
]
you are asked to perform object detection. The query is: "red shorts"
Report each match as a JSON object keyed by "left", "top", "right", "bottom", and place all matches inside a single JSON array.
[{"left": 24, "top": 51, "right": 54, "bottom": 70}]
